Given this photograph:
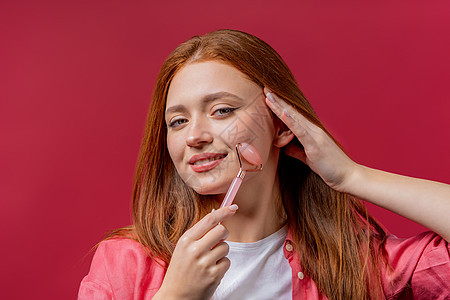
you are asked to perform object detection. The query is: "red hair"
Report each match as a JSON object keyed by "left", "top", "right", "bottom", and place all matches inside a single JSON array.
[{"left": 104, "top": 29, "right": 389, "bottom": 299}]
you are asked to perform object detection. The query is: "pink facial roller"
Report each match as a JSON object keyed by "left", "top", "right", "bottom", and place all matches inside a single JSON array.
[{"left": 219, "top": 143, "right": 263, "bottom": 208}]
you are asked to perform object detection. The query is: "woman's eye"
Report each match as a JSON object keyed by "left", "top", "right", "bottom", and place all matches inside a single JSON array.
[
  {"left": 213, "top": 107, "right": 236, "bottom": 117},
  {"left": 168, "top": 118, "right": 188, "bottom": 128}
]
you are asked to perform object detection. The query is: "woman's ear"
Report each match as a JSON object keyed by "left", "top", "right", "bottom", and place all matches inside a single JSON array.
[{"left": 273, "top": 121, "right": 295, "bottom": 148}]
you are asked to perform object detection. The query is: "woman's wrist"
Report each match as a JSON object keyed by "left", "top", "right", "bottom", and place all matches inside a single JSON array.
[
  {"left": 153, "top": 286, "right": 179, "bottom": 300},
  {"left": 339, "top": 162, "right": 366, "bottom": 196},
  {"left": 153, "top": 289, "right": 203, "bottom": 300},
  {"left": 152, "top": 288, "right": 181, "bottom": 300}
]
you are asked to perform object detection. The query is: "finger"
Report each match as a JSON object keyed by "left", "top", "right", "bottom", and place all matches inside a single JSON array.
[
  {"left": 185, "top": 205, "right": 237, "bottom": 241},
  {"left": 264, "top": 95, "right": 317, "bottom": 151},
  {"left": 264, "top": 87, "right": 314, "bottom": 131},
  {"left": 207, "top": 241, "right": 229, "bottom": 264},
  {"left": 214, "top": 256, "right": 231, "bottom": 278},
  {"left": 283, "top": 144, "right": 307, "bottom": 164},
  {"left": 198, "top": 223, "right": 229, "bottom": 250}
]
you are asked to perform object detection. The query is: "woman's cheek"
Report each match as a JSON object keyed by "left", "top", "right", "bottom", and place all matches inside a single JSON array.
[
  {"left": 166, "top": 135, "right": 182, "bottom": 166},
  {"left": 218, "top": 115, "right": 261, "bottom": 148},
  {"left": 221, "top": 110, "right": 274, "bottom": 161}
]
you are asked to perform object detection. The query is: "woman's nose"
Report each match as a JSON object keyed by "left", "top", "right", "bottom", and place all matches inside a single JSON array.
[{"left": 186, "top": 119, "right": 213, "bottom": 147}]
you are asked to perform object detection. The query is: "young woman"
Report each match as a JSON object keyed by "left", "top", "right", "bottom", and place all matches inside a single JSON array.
[{"left": 78, "top": 29, "right": 450, "bottom": 299}]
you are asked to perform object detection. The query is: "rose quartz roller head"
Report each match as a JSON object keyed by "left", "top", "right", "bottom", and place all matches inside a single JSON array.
[{"left": 219, "top": 143, "right": 263, "bottom": 208}]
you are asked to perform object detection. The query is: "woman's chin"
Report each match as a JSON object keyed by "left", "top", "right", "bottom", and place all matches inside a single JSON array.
[
  {"left": 178, "top": 170, "right": 233, "bottom": 195},
  {"left": 193, "top": 186, "right": 226, "bottom": 196},
  {"left": 190, "top": 181, "right": 229, "bottom": 196}
]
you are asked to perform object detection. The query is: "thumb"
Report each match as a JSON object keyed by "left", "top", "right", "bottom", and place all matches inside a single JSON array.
[{"left": 283, "top": 144, "right": 307, "bottom": 164}]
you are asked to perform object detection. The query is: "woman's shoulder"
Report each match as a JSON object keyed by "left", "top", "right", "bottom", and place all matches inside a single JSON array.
[
  {"left": 384, "top": 230, "right": 449, "bottom": 258},
  {"left": 381, "top": 231, "right": 450, "bottom": 299},
  {"left": 79, "top": 237, "right": 167, "bottom": 299},
  {"left": 94, "top": 236, "right": 167, "bottom": 269},
  {"left": 384, "top": 230, "right": 449, "bottom": 275},
  {"left": 97, "top": 236, "right": 147, "bottom": 255}
]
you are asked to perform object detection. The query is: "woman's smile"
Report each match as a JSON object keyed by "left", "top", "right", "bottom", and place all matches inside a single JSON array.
[{"left": 189, "top": 152, "right": 228, "bottom": 172}]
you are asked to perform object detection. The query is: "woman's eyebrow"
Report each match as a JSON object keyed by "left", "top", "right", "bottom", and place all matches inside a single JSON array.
[
  {"left": 202, "top": 91, "right": 244, "bottom": 103},
  {"left": 165, "top": 91, "right": 244, "bottom": 115}
]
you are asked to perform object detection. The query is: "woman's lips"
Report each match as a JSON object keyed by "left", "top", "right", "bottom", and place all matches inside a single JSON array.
[{"left": 189, "top": 153, "right": 227, "bottom": 173}]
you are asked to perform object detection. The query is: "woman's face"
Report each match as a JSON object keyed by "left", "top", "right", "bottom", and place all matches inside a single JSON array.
[{"left": 165, "top": 61, "right": 278, "bottom": 195}]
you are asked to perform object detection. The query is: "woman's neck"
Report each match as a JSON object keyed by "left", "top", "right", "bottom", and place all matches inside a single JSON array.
[{"left": 220, "top": 167, "right": 287, "bottom": 243}]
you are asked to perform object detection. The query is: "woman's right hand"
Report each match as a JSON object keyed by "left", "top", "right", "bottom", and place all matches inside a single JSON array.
[{"left": 155, "top": 205, "right": 238, "bottom": 300}]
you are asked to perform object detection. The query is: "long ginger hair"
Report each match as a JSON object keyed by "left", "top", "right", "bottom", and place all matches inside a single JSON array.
[{"left": 106, "top": 29, "right": 389, "bottom": 299}]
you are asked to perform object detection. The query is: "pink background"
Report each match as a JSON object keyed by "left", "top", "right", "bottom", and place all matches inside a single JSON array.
[{"left": 1, "top": 1, "right": 449, "bottom": 299}]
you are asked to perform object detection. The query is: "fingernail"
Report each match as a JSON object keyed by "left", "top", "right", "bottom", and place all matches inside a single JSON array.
[
  {"left": 211, "top": 208, "right": 215, "bottom": 213},
  {"left": 266, "top": 92, "right": 276, "bottom": 104},
  {"left": 283, "top": 109, "right": 291, "bottom": 118},
  {"left": 229, "top": 204, "right": 239, "bottom": 212}
]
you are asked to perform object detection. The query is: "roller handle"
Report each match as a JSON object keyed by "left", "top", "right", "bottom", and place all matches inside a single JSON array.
[{"left": 220, "top": 176, "right": 243, "bottom": 208}]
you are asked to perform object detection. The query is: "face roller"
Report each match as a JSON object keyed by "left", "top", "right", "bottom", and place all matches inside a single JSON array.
[{"left": 219, "top": 143, "right": 263, "bottom": 208}]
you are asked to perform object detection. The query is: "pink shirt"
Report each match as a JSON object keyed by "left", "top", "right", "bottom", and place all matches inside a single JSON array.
[{"left": 78, "top": 230, "right": 450, "bottom": 299}]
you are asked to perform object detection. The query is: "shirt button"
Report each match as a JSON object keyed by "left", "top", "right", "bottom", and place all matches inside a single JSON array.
[
  {"left": 298, "top": 272, "right": 304, "bottom": 280},
  {"left": 285, "top": 243, "right": 293, "bottom": 252}
]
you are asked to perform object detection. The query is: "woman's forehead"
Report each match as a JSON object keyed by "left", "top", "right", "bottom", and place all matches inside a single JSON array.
[{"left": 166, "top": 61, "right": 260, "bottom": 106}]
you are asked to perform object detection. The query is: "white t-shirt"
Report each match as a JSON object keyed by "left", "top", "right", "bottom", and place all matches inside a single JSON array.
[{"left": 213, "top": 225, "right": 292, "bottom": 300}]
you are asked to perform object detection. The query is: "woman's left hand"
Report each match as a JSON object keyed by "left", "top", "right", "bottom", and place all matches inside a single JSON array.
[
  {"left": 264, "top": 87, "right": 450, "bottom": 241},
  {"left": 264, "top": 87, "right": 360, "bottom": 193}
]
